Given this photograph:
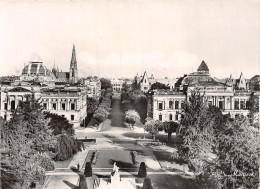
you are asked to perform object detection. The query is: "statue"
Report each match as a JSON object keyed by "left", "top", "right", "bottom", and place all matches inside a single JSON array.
[{"left": 111, "top": 162, "right": 120, "bottom": 185}]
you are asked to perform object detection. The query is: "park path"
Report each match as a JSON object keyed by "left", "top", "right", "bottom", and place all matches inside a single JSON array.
[
  {"left": 42, "top": 94, "right": 192, "bottom": 189},
  {"left": 101, "top": 95, "right": 128, "bottom": 131}
]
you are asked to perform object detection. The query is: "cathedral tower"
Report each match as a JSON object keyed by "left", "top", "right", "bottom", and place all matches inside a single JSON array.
[{"left": 69, "top": 44, "right": 78, "bottom": 83}]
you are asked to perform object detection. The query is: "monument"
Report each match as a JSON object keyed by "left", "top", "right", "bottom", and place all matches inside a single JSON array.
[{"left": 111, "top": 162, "right": 121, "bottom": 185}]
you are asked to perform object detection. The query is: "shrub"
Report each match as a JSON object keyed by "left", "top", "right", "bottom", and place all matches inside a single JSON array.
[
  {"left": 78, "top": 173, "right": 87, "bottom": 189},
  {"left": 138, "top": 162, "right": 147, "bottom": 177},
  {"left": 132, "top": 151, "right": 138, "bottom": 165},
  {"left": 54, "top": 134, "right": 79, "bottom": 161},
  {"left": 84, "top": 162, "right": 93, "bottom": 177},
  {"left": 32, "top": 152, "right": 55, "bottom": 171},
  {"left": 90, "top": 150, "right": 99, "bottom": 165},
  {"left": 143, "top": 176, "right": 153, "bottom": 189}
]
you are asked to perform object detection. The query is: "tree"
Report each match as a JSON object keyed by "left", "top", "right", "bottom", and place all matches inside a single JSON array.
[
  {"left": 121, "top": 81, "right": 131, "bottom": 93},
  {"left": 92, "top": 107, "right": 109, "bottom": 125},
  {"left": 212, "top": 116, "right": 260, "bottom": 189},
  {"left": 84, "top": 162, "right": 93, "bottom": 177},
  {"left": 164, "top": 121, "right": 179, "bottom": 141},
  {"left": 54, "top": 134, "right": 79, "bottom": 161},
  {"left": 0, "top": 96, "right": 57, "bottom": 188},
  {"left": 132, "top": 95, "right": 147, "bottom": 123},
  {"left": 78, "top": 173, "right": 88, "bottom": 189},
  {"left": 144, "top": 118, "right": 163, "bottom": 140},
  {"left": 138, "top": 162, "right": 147, "bottom": 177},
  {"left": 87, "top": 97, "right": 99, "bottom": 114},
  {"left": 44, "top": 112, "right": 74, "bottom": 136},
  {"left": 248, "top": 92, "right": 259, "bottom": 128},
  {"left": 143, "top": 176, "right": 153, "bottom": 189},
  {"left": 100, "top": 78, "right": 112, "bottom": 90},
  {"left": 150, "top": 82, "right": 170, "bottom": 90},
  {"left": 125, "top": 110, "right": 140, "bottom": 128},
  {"left": 131, "top": 78, "right": 140, "bottom": 91}
]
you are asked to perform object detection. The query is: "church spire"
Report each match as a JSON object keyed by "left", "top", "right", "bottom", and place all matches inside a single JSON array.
[
  {"left": 70, "top": 44, "right": 77, "bottom": 69},
  {"left": 69, "top": 44, "right": 78, "bottom": 83}
]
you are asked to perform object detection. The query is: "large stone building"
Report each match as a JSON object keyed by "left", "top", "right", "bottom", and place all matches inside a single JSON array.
[
  {"left": 41, "top": 87, "right": 87, "bottom": 127},
  {"left": 148, "top": 61, "right": 259, "bottom": 122},
  {"left": 111, "top": 79, "right": 124, "bottom": 92},
  {"left": 0, "top": 45, "right": 87, "bottom": 127}
]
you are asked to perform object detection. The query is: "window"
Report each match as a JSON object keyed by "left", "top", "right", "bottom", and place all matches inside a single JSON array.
[
  {"left": 234, "top": 101, "right": 239, "bottom": 110},
  {"left": 61, "top": 103, "right": 66, "bottom": 110},
  {"left": 219, "top": 101, "right": 223, "bottom": 109},
  {"left": 4, "top": 115, "right": 7, "bottom": 120},
  {"left": 175, "top": 113, "right": 178, "bottom": 121},
  {"left": 246, "top": 101, "right": 250, "bottom": 109},
  {"left": 158, "top": 102, "right": 163, "bottom": 110},
  {"left": 52, "top": 103, "right": 57, "bottom": 110},
  {"left": 169, "top": 114, "right": 173, "bottom": 121},
  {"left": 208, "top": 101, "right": 212, "bottom": 106},
  {"left": 71, "top": 115, "right": 74, "bottom": 121},
  {"left": 62, "top": 115, "right": 65, "bottom": 118},
  {"left": 240, "top": 101, "right": 245, "bottom": 110},
  {"left": 43, "top": 103, "right": 47, "bottom": 110},
  {"left": 181, "top": 102, "right": 184, "bottom": 109},
  {"left": 175, "top": 101, "right": 179, "bottom": 109},
  {"left": 71, "top": 103, "right": 75, "bottom": 110},
  {"left": 11, "top": 100, "right": 15, "bottom": 110},
  {"left": 169, "top": 101, "right": 173, "bottom": 109},
  {"left": 4, "top": 103, "right": 7, "bottom": 110},
  {"left": 159, "top": 114, "right": 162, "bottom": 121}
]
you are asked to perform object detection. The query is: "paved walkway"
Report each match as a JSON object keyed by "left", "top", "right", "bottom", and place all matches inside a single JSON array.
[{"left": 42, "top": 95, "right": 193, "bottom": 189}]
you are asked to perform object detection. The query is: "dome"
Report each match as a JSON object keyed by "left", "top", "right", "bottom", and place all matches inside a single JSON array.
[
  {"left": 181, "top": 72, "right": 220, "bottom": 86},
  {"left": 21, "top": 61, "right": 51, "bottom": 76}
]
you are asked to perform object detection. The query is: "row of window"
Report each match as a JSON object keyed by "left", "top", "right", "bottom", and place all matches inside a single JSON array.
[
  {"left": 157, "top": 100, "right": 250, "bottom": 110},
  {"left": 42, "top": 102, "right": 76, "bottom": 111},
  {"left": 158, "top": 101, "right": 184, "bottom": 110},
  {"left": 113, "top": 84, "right": 122, "bottom": 86},
  {"left": 234, "top": 101, "right": 250, "bottom": 110},
  {"left": 113, "top": 87, "right": 121, "bottom": 90},
  {"left": 158, "top": 113, "right": 180, "bottom": 121}
]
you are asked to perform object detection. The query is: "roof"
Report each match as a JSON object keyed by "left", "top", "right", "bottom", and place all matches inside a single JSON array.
[
  {"left": 56, "top": 72, "right": 70, "bottom": 80},
  {"left": 8, "top": 87, "right": 32, "bottom": 92},
  {"left": 140, "top": 71, "right": 148, "bottom": 83},
  {"left": 21, "top": 62, "right": 52, "bottom": 76},
  {"left": 197, "top": 61, "right": 209, "bottom": 72}
]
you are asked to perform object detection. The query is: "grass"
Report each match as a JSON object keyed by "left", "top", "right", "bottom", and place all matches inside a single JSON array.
[
  {"left": 149, "top": 174, "right": 199, "bottom": 189},
  {"left": 83, "top": 150, "right": 138, "bottom": 169}
]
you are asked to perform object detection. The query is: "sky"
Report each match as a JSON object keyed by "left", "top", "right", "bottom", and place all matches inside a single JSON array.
[{"left": 0, "top": 0, "right": 259, "bottom": 79}]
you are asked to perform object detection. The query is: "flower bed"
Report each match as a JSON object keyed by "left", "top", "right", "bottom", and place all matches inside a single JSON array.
[
  {"left": 91, "top": 150, "right": 100, "bottom": 165},
  {"left": 131, "top": 151, "right": 138, "bottom": 164}
]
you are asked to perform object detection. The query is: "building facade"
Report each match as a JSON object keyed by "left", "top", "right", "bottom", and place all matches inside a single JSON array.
[
  {"left": 111, "top": 79, "right": 124, "bottom": 91},
  {"left": 148, "top": 61, "right": 259, "bottom": 122},
  {"left": 0, "top": 45, "right": 87, "bottom": 127},
  {"left": 81, "top": 77, "right": 101, "bottom": 98},
  {"left": 41, "top": 87, "right": 87, "bottom": 127}
]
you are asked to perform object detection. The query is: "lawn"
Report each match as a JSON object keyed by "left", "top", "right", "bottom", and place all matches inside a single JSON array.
[
  {"left": 136, "top": 174, "right": 199, "bottom": 189},
  {"left": 83, "top": 150, "right": 138, "bottom": 169}
]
